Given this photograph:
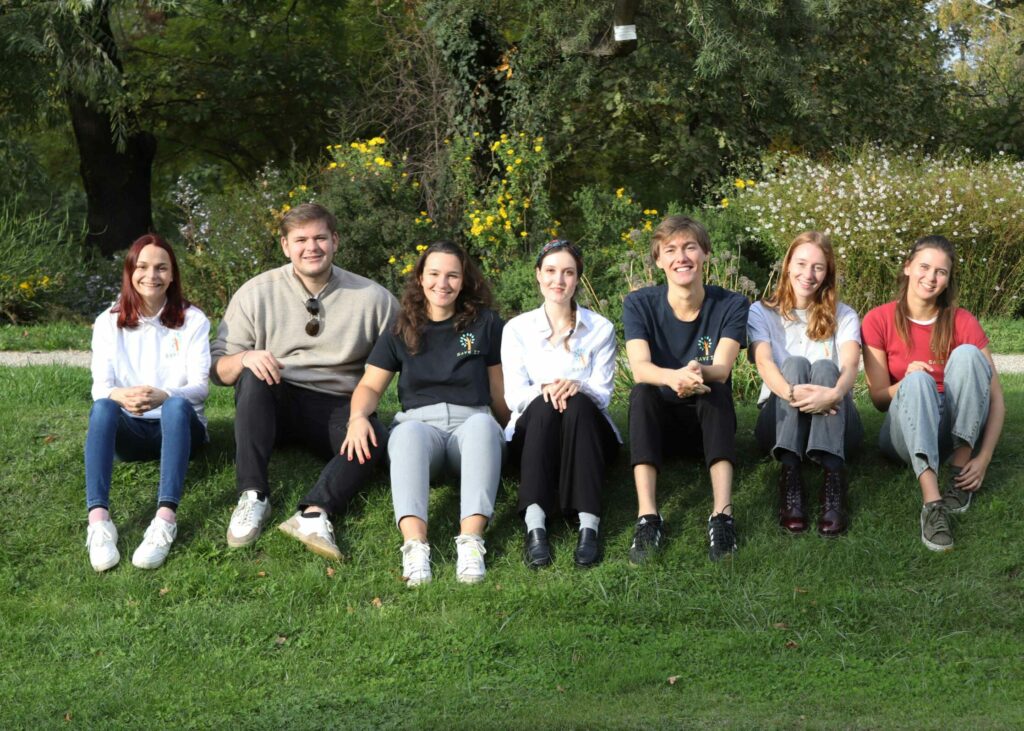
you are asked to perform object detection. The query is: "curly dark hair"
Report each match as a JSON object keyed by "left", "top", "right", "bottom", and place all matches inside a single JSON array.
[{"left": 395, "top": 240, "right": 493, "bottom": 354}]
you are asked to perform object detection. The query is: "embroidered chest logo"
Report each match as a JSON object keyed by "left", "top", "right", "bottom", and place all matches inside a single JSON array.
[
  {"left": 570, "top": 347, "right": 589, "bottom": 371},
  {"left": 164, "top": 335, "right": 182, "bottom": 360},
  {"left": 696, "top": 336, "right": 714, "bottom": 364},
  {"left": 457, "top": 332, "right": 481, "bottom": 358}
]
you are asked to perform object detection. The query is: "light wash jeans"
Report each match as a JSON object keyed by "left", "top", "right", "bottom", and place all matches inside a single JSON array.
[
  {"left": 879, "top": 345, "right": 991, "bottom": 477},
  {"left": 388, "top": 403, "right": 506, "bottom": 525},
  {"left": 84, "top": 397, "right": 206, "bottom": 511},
  {"left": 755, "top": 357, "right": 863, "bottom": 463}
]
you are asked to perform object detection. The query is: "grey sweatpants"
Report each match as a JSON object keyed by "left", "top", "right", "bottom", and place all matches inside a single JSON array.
[
  {"left": 388, "top": 403, "right": 506, "bottom": 525},
  {"left": 879, "top": 345, "right": 991, "bottom": 477}
]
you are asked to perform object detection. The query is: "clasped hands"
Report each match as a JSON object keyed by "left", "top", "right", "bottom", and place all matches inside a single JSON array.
[
  {"left": 789, "top": 383, "right": 840, "bottom": 416},
  {"left": 668, "top": 360, "right": 711, "bottom": 399},
  {"left": 112, "top": 385, "right": 169, "bottom": 415},
  {"left": 542, "top": 378, "right": 581, "bottom": 412}
]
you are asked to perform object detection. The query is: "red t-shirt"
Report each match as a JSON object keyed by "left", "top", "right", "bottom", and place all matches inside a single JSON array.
[{"left": 861, "top": 301, "right": 988, "bottom": 393}]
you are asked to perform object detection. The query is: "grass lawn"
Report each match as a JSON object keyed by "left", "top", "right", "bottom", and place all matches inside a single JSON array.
[{"left": 1, "top": 366, "right": 1022, "bottom": 729}]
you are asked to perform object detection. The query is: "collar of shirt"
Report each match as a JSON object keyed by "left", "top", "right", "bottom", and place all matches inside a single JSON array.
[{"left": 525, "top": 304, "right": 594, "bottom": 344}]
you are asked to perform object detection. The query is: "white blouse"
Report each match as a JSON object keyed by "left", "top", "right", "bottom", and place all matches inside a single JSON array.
[
  {"left": 501, "top": 305, "right": 620, "bottom": 442},
  {"left": 90, "top": 303, "right": 211, "bottom": 425}
]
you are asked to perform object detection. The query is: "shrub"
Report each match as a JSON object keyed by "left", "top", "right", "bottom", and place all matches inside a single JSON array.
[
  {"left": 0, "top": 199, "right": 83, "bottom": 323},
  {"left": 725, "top": 146, "right": 1024, "bottom": 317}
]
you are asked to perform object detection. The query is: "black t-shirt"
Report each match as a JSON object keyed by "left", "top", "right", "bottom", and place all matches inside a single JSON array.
[
  {"left": 623, "top": 284, "right": 749, "bottom": 375},
  {"left": 367, "top": 308, "right": 503, "bottom": 410}
]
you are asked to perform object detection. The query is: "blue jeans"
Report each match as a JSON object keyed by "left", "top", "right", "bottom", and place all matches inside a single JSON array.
[
  {"left": 879, "top": 345, "right": 991, "bottom": 477},
  {"left": 84, "top": 397, "right": 207, "bottom": 512}
]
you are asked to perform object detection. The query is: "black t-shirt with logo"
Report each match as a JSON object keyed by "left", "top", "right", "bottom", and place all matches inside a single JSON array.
[
  {"left": 622, "top": 284, "right": 749, "bottom": 388},
  {"left": 367, "top": 308, "right": 503, "bottom": 410}
]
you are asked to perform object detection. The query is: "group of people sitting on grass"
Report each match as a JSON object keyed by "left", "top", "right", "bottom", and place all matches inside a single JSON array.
[{"left": 83, "top": 203, "right": 1005, "bottom": 579}]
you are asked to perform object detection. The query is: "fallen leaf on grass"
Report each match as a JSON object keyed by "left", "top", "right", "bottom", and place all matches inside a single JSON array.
[
  {"left": 785, "top": 640, "right": 799, "bottom": 649},
  {"left": 793, "top": 587, "right": 808, "bottom": 594},
  {"left": 668, "top": 676, "right": 679, "bottom": 685},
  {"left": 63, "top": 712, "right": 72, "bottom": 722},
  {"left": 772, "top": 622, "right": 789, "bottom": 629},
  {"left": 158, "top": 587, "right": 170, "bottom": 597},
  {"left": 275, "top": 635, "right": 287, "bottom": 647},
  {"left": 326, "top": 567, "right": 336, "bottom": 578},
  {"left": 371, "top": 597, "right": 383, "bottom": 608},
  {"left": 556, "top": 685, "right": 566, "bottom": 693},
  {"left": 256, "top": 571, "right": 267, "bottom": 578},
  {"left": 43, "top": 434, "right": 57, "bottom": 444},
  {"left": 347, "top": 605, "right": 355, "bottom": 614}
]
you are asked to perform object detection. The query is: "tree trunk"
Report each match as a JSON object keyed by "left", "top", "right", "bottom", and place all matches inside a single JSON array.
[{"left": 69, "top": 93, "right": 156, "bottom": 257}]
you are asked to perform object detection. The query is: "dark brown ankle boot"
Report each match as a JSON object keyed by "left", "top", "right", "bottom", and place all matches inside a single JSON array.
[
  {"left": 818, "top": 469, "right": 849, "bottom": 536},
  {"left": 778, "top": 464, "right": 807, "bottom": 533}
]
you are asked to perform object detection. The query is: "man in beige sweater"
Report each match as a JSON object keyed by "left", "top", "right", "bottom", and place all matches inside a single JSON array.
[{"left": 211, "top": 203, "right": 397, "bottom": 557}]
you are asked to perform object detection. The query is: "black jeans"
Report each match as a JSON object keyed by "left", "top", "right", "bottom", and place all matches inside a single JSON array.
[
  {"left": 233, "top": 370, "right": 386, "bottom": 514},
  {"left": 628, "top": 382, "right": 737, "bottom": 471},
  {"left": 510, "top": 393, "right": 619, "bottom": 517}
]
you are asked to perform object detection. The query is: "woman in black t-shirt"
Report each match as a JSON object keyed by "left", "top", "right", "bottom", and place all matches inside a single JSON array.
[{"left": 343, "top": 241, "right": 510, "bottom": 587}]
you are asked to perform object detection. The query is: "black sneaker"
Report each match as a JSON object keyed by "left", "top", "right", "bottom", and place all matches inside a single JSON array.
[
  {"left": 707, "top": 512, "right": 737, "bottom": 561},
  {"left": 628, "top": 514, "right": 663, "bottom": 564}
]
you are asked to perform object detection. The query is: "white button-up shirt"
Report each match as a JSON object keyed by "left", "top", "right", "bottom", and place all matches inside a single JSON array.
[{"left": 501, "top": 304, "right": 620, "bottom": 441}]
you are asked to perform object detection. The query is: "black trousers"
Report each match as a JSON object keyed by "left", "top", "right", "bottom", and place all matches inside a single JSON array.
[
  {"left": 628, "top": 382, "right": 737, "bottom": 471},
  {"left": 510, "top": 393, "right": 619, "bottom": 518},
  {"left": 233, "top": 370, "right": 386, "bottom": 514}
]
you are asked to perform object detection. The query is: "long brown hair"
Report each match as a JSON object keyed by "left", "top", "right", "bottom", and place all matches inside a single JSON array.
[
  {"left": 395, "top": 240, "right": 493, "bottom": 354},
  {"left": 112, "top": 234, "right": 189, "bottom": 330},
  {"left": 762, "top": 231, "right": 837, "bottom": 341},
  {"left": 895, "top": 235, "right": 958, "bottom": 359},
  {"left": 536, "top": 239, "right": 583, "bottom": 352}
]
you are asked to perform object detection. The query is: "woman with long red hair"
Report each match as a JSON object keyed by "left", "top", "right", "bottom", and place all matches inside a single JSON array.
[
  {"left": 747, "top": 231, "right": 863, "bottom": 537},
  {"left": 84, "top": 233, "right": 210, "bottom": 572}
]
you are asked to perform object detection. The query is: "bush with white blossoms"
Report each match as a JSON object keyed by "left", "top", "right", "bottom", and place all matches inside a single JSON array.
[{"left": 725, "top": 146, "right": 1024, "bottom": 318}]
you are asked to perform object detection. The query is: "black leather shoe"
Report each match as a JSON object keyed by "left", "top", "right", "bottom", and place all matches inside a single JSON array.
[
  {"left": 573, "top": 528, "right": 601, "bottom": 567},
  {"left": 524, "top": 528, "right": 551, "bottom": 568}
]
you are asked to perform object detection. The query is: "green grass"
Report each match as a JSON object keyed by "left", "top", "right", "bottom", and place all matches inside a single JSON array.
[
  {"left": 981, "top": 317, "right": 1024, "bottom": 353},
  {"left": 2, "top": 366, "right": 1023, "bottom": 729},
  {"left": 0, "top": 320, "right": 93, "bottom": 351}
]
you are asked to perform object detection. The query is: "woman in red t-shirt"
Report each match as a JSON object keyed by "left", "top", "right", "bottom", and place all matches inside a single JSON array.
[{"left": 862, "top": 235, "right": 1005, "bottom": 552}]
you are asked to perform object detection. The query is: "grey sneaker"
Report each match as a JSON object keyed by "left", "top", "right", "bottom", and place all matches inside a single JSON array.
[
  {"left": 942, "top": 468, "right": 972, "bottom": 514},
  {"left": 920, "top": 500, "right": 954, "bottom": 552}
]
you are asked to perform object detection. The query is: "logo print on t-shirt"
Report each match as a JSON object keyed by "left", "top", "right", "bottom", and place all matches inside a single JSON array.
[
  {"left": 696, "top": 336, "right": 714, "bottom": 364},
  {"left": 457, "top": 332, "right": 480, "bottom": 358}
]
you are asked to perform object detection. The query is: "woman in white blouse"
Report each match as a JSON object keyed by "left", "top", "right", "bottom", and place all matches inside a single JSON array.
[
  {"left": 85, "top": 234, "right": 210, "bottom": 572},
  {"left": 502, "top": 239, "right": 620, "bottom": 567}
]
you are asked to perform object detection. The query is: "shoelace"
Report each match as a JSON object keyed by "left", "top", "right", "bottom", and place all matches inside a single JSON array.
[
  {"left": 782, "top": 467, "right": 803, "bottom": 508},
  {"left": 456, "top": 538, "right": 486, "bottom": 573},
  {"left": 142, "top": 522, "right": 174, "bottom": 548},
  {"left": 234, "top": 497, "right": 259, "bottom": 526},
  {"left": 86, "top": 524, "right": 114, "bottom": 548},
  {"left": 709, "top": 515, "right": 735, "bottom": 548},
  {"left": 927, "top": 504, "right": 951, "bottom": 536},
  {"left": 823, "top": 471, "right": 843, "bottom": 508},
  {"left": 633, "top": 520, "right": 660, "bottom": 547},
  {"left": 402, "top": 542, "right": 431, "bottom": 575}
]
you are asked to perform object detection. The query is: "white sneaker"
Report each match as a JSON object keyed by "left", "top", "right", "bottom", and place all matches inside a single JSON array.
[
  {"left": 227, "top": 490, "right": 271, "bottom": 547},
  {"left": 132, "top": 517, "right": 177, "bottom": 569},
  {"left": 278, "top": 511, "right": 343, "bottom": 560},
  {"left": 86, "top": 520, "right": 120, "bottom": 572},
  {"left": 455, "top": 534, "right": 486, "bottom": 584},
  {"left": 400, "top": 539, "right": 432, "bottom": 587}
]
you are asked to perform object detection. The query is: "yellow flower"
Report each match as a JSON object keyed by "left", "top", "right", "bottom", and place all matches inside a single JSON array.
[
  {"left": 473, "top": 131, "right": 481, "bottom": 137},
  {"left": 282, "top": 204, "right": 291, "bottom": 212},
  {"left": 328, "top": 162, "right": 338, "bottom": 169},
  {"left": 19, "top": 281, "right": 31, "bottom": 291},
  {"left": 643, "top": 221, "right": 653, "bottom": 232},
  {"left": 416, "top": 244, "right": 427, "bottom": 252},
  {"left": 746, "top": 179, "right": 756, "bottom": 187},
  {"left": 374, "top": 156, "right": 387, "bottom": 166},
  {"left": 616, "top": 188, "right": 625, "bottom": 198},
  {"left": 420, "top": 211, "right": 428, "bottom": 216},
  {"left": 368, "top": 136, "right": 386, "bottom": 146},
  {"left": 534, "top": 145, "right": 542, "bottom": 152},
  {"left": 720, "top": 197, "right": 730, "bottom": 208},
  {"left": 388, "top": 256, "right": 397, "bottom": 264},
  {"left": 520, "top": 231, "right": 528, "bottom": 237},
  {"left": 401, "top": 264, "right": 413, "bottom": 275},
  {"left": 734, "top": 178, "right": 746, "bottom": 189},
  {"left": 515, "top": 158, "right": 522, "bottom": 165},
  {"left": 500, "top": 133, "right": 508, "bottom": 141},
  {"left": 299, "top": 185, "right": 308, "bottom": 192}
]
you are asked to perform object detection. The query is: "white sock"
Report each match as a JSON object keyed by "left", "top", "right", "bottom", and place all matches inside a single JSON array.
[
  {"left": 524, "top": 503, "right": 546, "bottom": 532},
  {"left": 579, "top": 512, "right": 600, "bottom": 534}
]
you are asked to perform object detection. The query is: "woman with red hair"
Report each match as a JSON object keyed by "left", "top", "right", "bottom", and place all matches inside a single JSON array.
[
  {"left": 747, "top": 231, "right": 863, "bottom": 537},
  {"left": 84, "top": 234, "right": 210, "bottom": 572}
]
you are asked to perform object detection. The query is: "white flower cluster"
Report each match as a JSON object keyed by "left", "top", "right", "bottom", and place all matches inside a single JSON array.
[{"left": 731, "top": 146, "right": 1024, "bottom": 316}]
